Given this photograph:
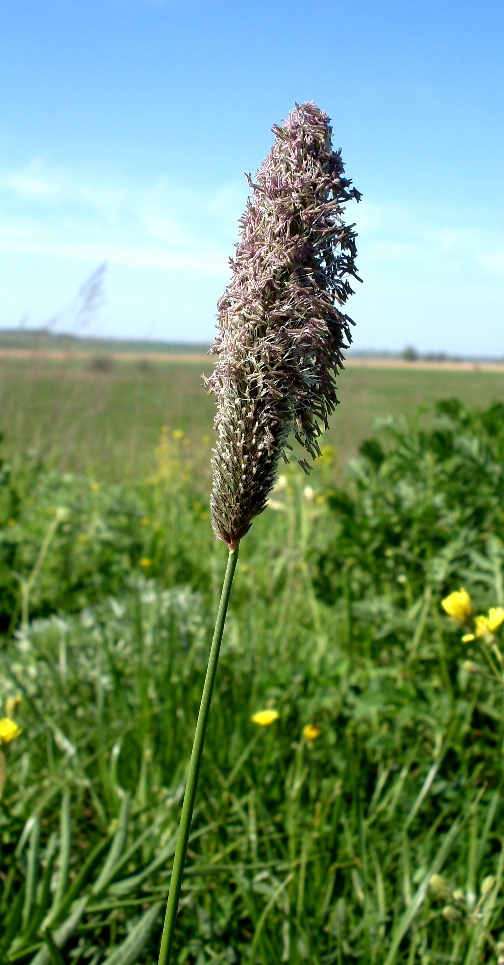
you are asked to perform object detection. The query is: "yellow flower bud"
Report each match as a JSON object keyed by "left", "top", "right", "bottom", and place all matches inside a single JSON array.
[
  {"left": 0, "top": 719, "right": 21, "bottom": 745},
  {"left": 481, "top": 875, "right": 495, "bottom": 899},
  {"left": 442, "top": 905, "right": 458, "bottom": 922},
  {"left": 303, "top": 723, "right": 321, "bottom": 741},
  {"left": 429, "top": 874, "right": 452, "bottom": 899},
  {"left": 251, "top": 709, "right": 279, "bottom": 726}
]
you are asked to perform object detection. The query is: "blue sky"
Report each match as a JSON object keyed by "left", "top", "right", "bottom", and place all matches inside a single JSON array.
[{"left": 1, "top": 0, "right": 503, "bottom": 353}]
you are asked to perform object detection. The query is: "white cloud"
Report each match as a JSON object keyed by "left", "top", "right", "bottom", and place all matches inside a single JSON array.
[
  {"left": 0, "top": 236, "right": 226, "bottom": 273},
  {"left": 357, "top": 199, "right": 504, "bottom": 280},
  {"left": 0, "top": 160, "right": 239, "bottom": 275},
  {"left": 4, "top": 172, "right": 63, "bottom": 200}
]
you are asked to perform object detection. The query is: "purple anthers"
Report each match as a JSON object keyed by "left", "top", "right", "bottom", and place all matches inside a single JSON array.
[{"left": 206, "top": 102, "right": 361, "bottom": 546}]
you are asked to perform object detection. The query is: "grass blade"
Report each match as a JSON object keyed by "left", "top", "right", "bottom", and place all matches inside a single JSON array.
[
  {"left": 22, "top": 817, "right": 41, "bottom": 932},
  {"left": 383, "top": 817, "right": 462, "bottom": 965},
  {"left": 42, "top": 929, "right": 66, "bottom": 965},
  {"left": 104, "top": 902, "right": 162, "bottom": 965},
  {"left": 29, "top": 897, "right": 88, "bottom": 965},
  {"left": 53, "top": 792, "right": 72, "bottom": 912},
  {"left": 91, "top": 793, "right": 131, "bottom": 898}
]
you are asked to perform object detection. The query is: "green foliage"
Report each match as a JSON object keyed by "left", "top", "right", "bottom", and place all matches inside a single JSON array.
[
  {"left": 0, "top": 440, "right": 214, "bottom": 631},
  {"left": 315, "top": 398, "right": 504, "bottom": 618},
  {"left": 1, "top": 399, "right": 504, "bottom": 961},
  {"left": 0, "top": 789, "right": 164, "bottom": 964}
]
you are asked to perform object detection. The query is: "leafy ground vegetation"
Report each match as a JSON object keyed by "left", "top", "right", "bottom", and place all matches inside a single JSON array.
[{"left": 1, "top": 387, "right": 504, "bottom": 963}]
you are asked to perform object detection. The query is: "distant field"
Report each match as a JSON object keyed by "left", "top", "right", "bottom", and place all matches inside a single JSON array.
[{"left": 1, "top": 353, "right": 504, "bottom": 480}]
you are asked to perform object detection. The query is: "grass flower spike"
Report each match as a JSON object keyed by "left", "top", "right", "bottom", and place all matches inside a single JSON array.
[
  {"left": 207, "top": 102, "right": 361, "bottom": 545},
  {"left": 441, "top": 588, "right": 472, "bottom": 624}
]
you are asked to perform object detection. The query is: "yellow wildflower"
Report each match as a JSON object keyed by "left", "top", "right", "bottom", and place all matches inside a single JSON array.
[
  {"left": 251, "top": 709, "right": 279, "bottom": 726},
  {"left": 0, "top": 719, "right": 21, "bottom": 744},
  {"left": 462, "top": 633, "right": 475, "bottom": 643},
  {"left": 303, "top": 723, "right": 321, "bottom": 741},
  {"left": 441, "top": 589, "right": 472, "bottom": 624},
  {"left": 475, "top": 616, "right": 491, "bottom": 638},
  {"left": 486, "top": 607, "right": 504, "bottom": 632},
  {"left": 90, "top": 482, "right": 100, "bottom": 492},
  {"left": 474, "top": 610, "right": 503, "bottom": 636},
  {"left": 140, "top": 518, "right": 151, "bottom": 526},
  {"left": 139, "top": 558, "right": 152, "bottom": 568},
  {"left": 172, "top": 429, "right": 184, "bottom": 440}
]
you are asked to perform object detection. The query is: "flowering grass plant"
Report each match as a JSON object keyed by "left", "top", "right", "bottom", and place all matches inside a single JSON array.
[{"left": 158, "top": 103, "right": 361, "bottom": 961}]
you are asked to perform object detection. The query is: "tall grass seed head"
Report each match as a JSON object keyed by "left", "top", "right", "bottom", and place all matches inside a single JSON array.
[{"left": 207, "top": 102, "right": 361, "bottom": 545}]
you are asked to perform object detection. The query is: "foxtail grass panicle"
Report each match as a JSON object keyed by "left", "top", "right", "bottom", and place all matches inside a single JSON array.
[{"left": 207, "top": 102, "right": 361, "bottom": 546}]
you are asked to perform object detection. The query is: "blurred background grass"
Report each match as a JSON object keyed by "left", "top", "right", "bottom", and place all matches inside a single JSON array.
[{"left": 2, "top": 354, "right": 504, "bottom": 480}]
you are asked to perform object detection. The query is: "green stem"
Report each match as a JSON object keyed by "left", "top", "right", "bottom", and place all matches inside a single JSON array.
[{"left": 158, "top": 543, "right": 240, "bottom": 964}]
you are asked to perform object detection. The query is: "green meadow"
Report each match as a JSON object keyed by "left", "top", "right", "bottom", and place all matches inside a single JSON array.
[
  {"left": 1, "top": 354, "right": 504, "bottom": 963},
  {"left": 1, "top": 354, "right": 504, "bottom": 478}
]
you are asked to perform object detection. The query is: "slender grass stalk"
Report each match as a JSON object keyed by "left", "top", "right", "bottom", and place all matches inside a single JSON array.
[
  {"left": 19, "top": 507, "right": 68, "bottom": 630},
  {"left": 158, "top": 543, "right": 239, "bottom": 965}
]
